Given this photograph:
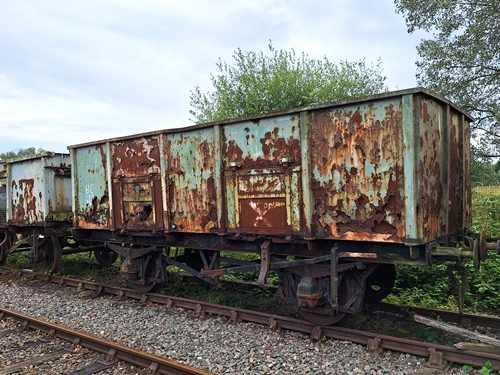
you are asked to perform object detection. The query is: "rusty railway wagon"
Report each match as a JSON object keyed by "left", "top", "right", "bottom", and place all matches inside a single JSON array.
[
  {"left": 0, "top": 153, "right": 73, "bottom": 271},
  {"left": 50, "top": 87, "right": 493, "bottom": 324},
  {"left": 0, "top": 153, "right": 112, "bottom": 271}
]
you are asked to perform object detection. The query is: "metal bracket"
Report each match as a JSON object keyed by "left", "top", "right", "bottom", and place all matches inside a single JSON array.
[
  {"left": 330, "top": 245, "right": 339, "bottom": 310},
  {"left": 366, "top": 338, "right": 383, "bottom": 355},
  {"left": 426, "top": 348, "right": 448, "bottom": 369},
  {"left": 446, "top": 262, "right": 468, "bottom": 314}
]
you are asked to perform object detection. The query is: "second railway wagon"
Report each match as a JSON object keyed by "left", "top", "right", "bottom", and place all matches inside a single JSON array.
[
  {"left": 69, "top": 87, "right": 479, "bottom": 325},
  {"left": 0, "top": 153, "right": 72, "bottom": 270}
]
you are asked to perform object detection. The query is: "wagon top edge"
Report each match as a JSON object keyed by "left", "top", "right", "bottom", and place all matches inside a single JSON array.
[
  {"left": 1, "top": 152, "right": 69, "bottom": 165},
  {"left": 67, "top": 86, "right": 474, "bottom": 150}
]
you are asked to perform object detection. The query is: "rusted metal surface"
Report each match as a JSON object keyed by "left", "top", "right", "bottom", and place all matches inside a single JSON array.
[
  {"left": 167, "top": 128, "right": 219, "bottom": 233},
  {"left": 6, "top": 153, "right": 71, "bottom": 225},
  {"left": 223, "top": 115, "right": 302, "bottom": 234},
  {"left": 310, "top": 99, "right": 405, "bottom": 242},
  {"left": 71, "top": 144, "right": 111, "bottom": 229},
  {"left": 69, "top": 88, "right": 472, "bottom": 247},
  {"left": 414, "top": 95, "right": 471, "bottom": 243},
  {"left": 112, "top": 136, "right": 163, "bottom": 230},
  {"left": 309, "top": 93, "right": 471, "bottom": 245}
]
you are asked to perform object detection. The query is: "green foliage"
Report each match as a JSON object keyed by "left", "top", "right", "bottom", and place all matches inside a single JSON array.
[
  {"left": 395, "top": 0, "right": 500, "bottom": 157},
  {"left": 5, "top": 251, "right": 119, "bottom": 279},
  {"left": 479, "top": 361, "right": 494, "bottom": 375},
  {"left": 406, "top": 322, "right": 442, "bottom": 343},
  {"left": 388, "top": 263, "right": 458, "bottom": 310},
  {"left": 0, "top": 147, "right": 47, "bottom": 161},
  {"left": 471, "top": 189, "right": 500, "bottom": 234},
  {"left": 471, "top": 160, "right": 500, "bottom": 189},
  {"left": 463, "top": 362, "right": 495, "bottom": 374},
  {"left": 190, "top": 41, "right": 387, "bottom": 123},
  {"left": 162, "top": 279, "right": 276, "bottom": 310}
]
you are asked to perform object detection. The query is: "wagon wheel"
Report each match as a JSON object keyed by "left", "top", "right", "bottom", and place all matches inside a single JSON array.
[
  {"left": 299, "top": 272, "right": 357, "bottom": 326},
  {"left": 94, "top": 248, "right": 118, "bottom": 267},
  {"left": 130, "top": 253, "right": 163, "bottom": 293},
  {"left": 34, "top": 235, "right": 62, "bottom": 274},
  {"left": 363, "top": 264, "right": 396, "bottom": 304}
]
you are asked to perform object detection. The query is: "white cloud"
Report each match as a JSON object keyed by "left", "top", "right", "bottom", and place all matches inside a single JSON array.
[{"left": 0, "top": 0, "right": 426, "bottom": 154}]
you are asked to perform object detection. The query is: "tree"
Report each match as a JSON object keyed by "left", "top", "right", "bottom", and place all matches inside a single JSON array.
[
  {"left": 394, "top": 0, "right": 500, "bottom": 157},
  {"left": 0, "top": 147, "right": 46, "bottom": 161},
  {"left": 189, "top": 42, "right": 387, "bottom": 123}
]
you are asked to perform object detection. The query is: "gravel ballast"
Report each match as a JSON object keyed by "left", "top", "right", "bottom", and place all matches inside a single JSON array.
[{"left": 0, "top": 280, "right": 475, "bottom": 374}]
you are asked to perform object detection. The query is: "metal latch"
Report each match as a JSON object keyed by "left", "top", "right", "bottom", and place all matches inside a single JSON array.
[
  {"left": 279, "top": 156, "right": 295, "bottom": 165},
  {"left": 229, "top": 160, "right": 242, "bottom": 169}
]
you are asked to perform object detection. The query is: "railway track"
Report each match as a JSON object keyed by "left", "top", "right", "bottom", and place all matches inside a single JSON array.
[
  {"left": 0, "top": 307, "right": 213, "bottom": 375},
  {"left": 1, "top": 266, "right": 499, "bottom": 371}
]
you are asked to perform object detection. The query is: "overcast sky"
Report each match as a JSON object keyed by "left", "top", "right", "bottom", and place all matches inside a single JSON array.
[{"left": 0, "top": 1, "right": 426, "bottom": 154}]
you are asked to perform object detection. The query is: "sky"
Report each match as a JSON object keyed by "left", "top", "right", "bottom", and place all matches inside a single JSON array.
[{"left": 0, "top": 0, "right": 427, "bottom": 154}]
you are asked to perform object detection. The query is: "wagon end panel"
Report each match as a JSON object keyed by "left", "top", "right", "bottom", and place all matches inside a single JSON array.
[
  {"left": 72, "top": 145, "right": 112, "bottom": 230},
  {"left": 414, "top": 94, "right": 472, "bottom": 242},
  {"left": 310, "top": 98, "right": 406, "bottom": 242},
  {"left": 167, "top": 127, "right": 219, "bottom": 233},
  {"left": 45, "top": 155, "right": 72, "bottom": 222},
  {"left": 223, "top": 115, "right": 303, "bottom": 235},
  {"left": 111, "top": 136, "right": 164, "bottom": 231}
]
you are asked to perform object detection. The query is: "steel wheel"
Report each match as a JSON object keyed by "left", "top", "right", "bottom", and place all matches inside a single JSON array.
[
  {"left": 129, "top": 253, "right": 162, "bottom": 293},
  {"left": 34, "top": 235, "right": 62, "bottom": 274},
  {"left": 94, "top": 248, "right": 118, "bottom": 267},
  {"left": 299, "top": 272, "right": 356, "bottom": 326},
  {"left": 363, "top": 264, "right": 396, "bottom": 304}
]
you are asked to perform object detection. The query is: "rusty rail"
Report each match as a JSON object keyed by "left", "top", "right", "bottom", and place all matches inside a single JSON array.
[
  {"left": 1, "top": 266, "right": 500, "bottom": 370},
  {"left": 0, "top": 307, "right": 214, "bottom": 375}
]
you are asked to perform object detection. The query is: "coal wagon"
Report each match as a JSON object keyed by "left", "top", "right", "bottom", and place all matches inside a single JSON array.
[
  {"left": 69, "top": 87, "right": 493, "bottom": 325},
  {"left": 0, "top": 153, "right": 73, "bottom": 271}
]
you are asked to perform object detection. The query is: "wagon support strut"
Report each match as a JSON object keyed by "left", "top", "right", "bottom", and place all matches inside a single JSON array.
[{"left": 200, "top": 254, "right": 334, "bottom": 278}]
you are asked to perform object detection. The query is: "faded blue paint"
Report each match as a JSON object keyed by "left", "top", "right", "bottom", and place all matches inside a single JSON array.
[
  {"left": 402, "top": 94, "right": 417, "bottom": 241},
  {"left": 167, "top": 127, "right": 218, "bottom": 232},
  {"left": 72, "top": 144, "right": 110, "bottom": 228},
  {"left": 6, "top": 154, "right": 71, "bottom": 224}
]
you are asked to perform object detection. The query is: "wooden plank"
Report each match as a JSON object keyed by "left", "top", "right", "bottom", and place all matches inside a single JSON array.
[{"left": 414, "top": 314, "right": 500, "bottom": 348}]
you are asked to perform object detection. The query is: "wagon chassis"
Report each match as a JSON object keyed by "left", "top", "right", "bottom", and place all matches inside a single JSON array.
[{"left": 71, "top": 226, "right": 498, "bottom": 326}]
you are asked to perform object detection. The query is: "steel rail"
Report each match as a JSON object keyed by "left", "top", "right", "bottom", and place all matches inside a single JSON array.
[
  {"left": 0, "top": 308, "right": 214, "bottom": 375},
  {"left": 1, "top": 267, "right": 500, "bottom": 370}
]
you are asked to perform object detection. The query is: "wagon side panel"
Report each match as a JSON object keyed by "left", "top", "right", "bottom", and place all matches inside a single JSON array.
[
  {"left": 167, "top": 127, "right": 219, "bottom": 233},
  {"left": 309, "top": 98, "right": 406, "bottom": 243},
  {"left": 222, "top": 115, "right": 303, "bottom": 235},
  {"left": 72, "top": 145, "right": 112, "bottom": 229}
]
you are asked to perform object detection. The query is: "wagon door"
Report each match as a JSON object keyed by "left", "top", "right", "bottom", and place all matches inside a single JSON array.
[
  {"left": 112, "top": 136, "right": 164, "bottom": 231},
  {"left": 223, "top": 115, "right": 302, "bottom": 235}
]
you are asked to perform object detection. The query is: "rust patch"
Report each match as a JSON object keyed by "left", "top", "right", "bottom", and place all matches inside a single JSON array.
[
  {"left": 167, "top": 131, "right": 218, "bottom": 233},
  {"left": 11, "top": 178, "right": 41, "bottom": 224},
  {"left": 113, "top": 137, "right": 161, "bottom": 178},
  {"left": 310, "top": 102, "right": 405, "bottom": 242}
]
